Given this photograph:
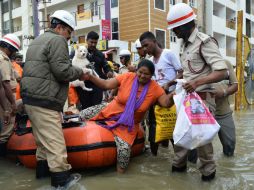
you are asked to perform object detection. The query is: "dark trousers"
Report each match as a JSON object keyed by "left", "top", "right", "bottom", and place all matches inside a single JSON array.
[{"left": 76, "top": 86, "right": 103, "bottom": 110}]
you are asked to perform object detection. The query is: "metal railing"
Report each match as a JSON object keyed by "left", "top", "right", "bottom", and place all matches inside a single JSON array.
[{"left": 13, "top": 26, "right": 22, "bottom": 32}]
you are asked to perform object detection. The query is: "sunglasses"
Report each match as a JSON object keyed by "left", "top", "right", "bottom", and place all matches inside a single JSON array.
[{"left": 120, "top": 57, "right": 124, "bottom": 59}]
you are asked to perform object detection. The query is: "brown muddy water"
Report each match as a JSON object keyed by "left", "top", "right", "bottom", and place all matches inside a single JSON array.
[{"left": 0, "top": 109, "right": 254, "bottom": 190}]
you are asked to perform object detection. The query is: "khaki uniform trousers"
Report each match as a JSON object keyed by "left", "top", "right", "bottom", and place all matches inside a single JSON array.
[
  {"left": 172, "top": 92, "right": 216, "bottom": 176},
  {"left": 25, "top": 104, "right": 71, "bottom": 172},
  {"left": 0, "top": 93, "right": 16, "bottom": 143},
  {"left": 0, "top": 106, "right": 15, "bottom": 143}
]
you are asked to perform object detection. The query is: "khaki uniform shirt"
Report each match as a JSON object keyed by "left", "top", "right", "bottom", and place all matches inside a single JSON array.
[
  {"left": 180, "top": 28, "right": 227, "bottom": 92},
  {"left": 133, "top": 55, "right": 151, "bottom": 67},
  {"left": 215, "top": 61, "right": 238, "bottom": 115},
  {"left": 0, "top": 50, "right": 17, "bottom": 90},
  {"left": 119, "top": 65, "right": 129, "bottom": 74}
]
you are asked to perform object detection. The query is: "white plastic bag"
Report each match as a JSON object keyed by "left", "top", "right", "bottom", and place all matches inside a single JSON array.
[{"left": 173, "top": 80, "right": 220, "bottom": 149}]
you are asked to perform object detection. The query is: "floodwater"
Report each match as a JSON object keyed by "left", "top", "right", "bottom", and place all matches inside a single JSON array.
[{"left": 0, "top": 109, "right": 254, "bottom": 190}]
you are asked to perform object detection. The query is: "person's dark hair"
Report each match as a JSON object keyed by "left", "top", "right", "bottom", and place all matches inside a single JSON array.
[
  {"left": 137, "top": 59, "right": 155, "bottom": 75},
  {"left": 86, "top": 31, "right": 99, "bottom": 40},
  {"left": 14, "top": 53, "right": 23, "bottom": 59},
  {"left": 0, "top": 41, "right": 18, "bottom": 52},
  {"left": 122, "top": 55, "right": 131, "bottom": 63},
  {"left": 139, "top": 31, "right": 156, "bottom": 42},
  {"left": 50, "top": 18, "right": 72, "bottom": 30}
]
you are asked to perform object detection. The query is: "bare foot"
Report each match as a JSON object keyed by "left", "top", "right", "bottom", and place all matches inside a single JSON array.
[{"left": 117, "top": 166, "right": 125, "bottom": 173}]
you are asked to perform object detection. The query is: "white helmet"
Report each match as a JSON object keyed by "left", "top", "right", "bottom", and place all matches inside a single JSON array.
[
  {"left": 0, "top": 33, "right": 20, "bottom": 51},
  {"left": 134, "top": 39, "right": 142, "bottom": 49},
  {"left": 50, "top": 10, "right": 76, "bottom": 30},
  {"left": 119, "top": 49, "right": 131, "bottom": 57},
  {"left": 167, "top": 3, "right": 196, "bottom": 30}
]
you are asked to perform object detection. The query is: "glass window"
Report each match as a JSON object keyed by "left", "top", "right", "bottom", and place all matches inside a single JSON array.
[
  {"left": 77, "top": 4, "right": 84, "bottom": 14},
  {"left": 155, "top": 29, "right": 165, "bottom": 48},
  {"left": 154, "top": 0, "right": 165, "bottom": 10},
  {"left": 170, "top": 0, "right": 175, "bottom": 5},
  {"left": 246, "top": 19, "right": 251, "bottom": 37},
  {"left": 112, "top": 18, "right": 119, "bottom": 40},
  {"left": 79, "top": 36, "right": 86, "bottom": 43},
  {"left": 111, "top": 0, "right": 118, "bottom": 8},
  {"left": 189, "top": 0, "right": 196, "bottom": 8},
  {"left": 12, "top": 0, "right": 21, "bottom": 9},
  {"left": 91, "top": 1, "right": 98, "bottom": 16},
  {"left": 3, "top": 2, "right": 9, "bottom": 13},
  {"left": 170, "top": 31, "right": 176, "bottom": 43},
  {"left": 246, "top": 0, "right": 251, "bottom": 14},
  {"left": 3, "top": 20, "right": 10, "bottom": 35},
  {"left": 3, "top": 21, "right": 10, "bottom": 30}
]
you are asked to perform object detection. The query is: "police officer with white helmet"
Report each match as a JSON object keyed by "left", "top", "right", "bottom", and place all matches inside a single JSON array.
[
  {"left": 0, "top": 33, "right": 20, "bottom": 156},
  {"left": 118, "top": 49, "right": 134, "bottom": 74},
  {"left": 167, "top": 3, "right": 228, "bottom": 181}
]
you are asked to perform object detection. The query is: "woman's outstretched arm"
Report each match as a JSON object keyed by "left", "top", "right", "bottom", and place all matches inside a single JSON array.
[
  {"left": 157, "top": 92, "right": 175, "bottom": 108},
  {"left": 87, "top": 74, "right": 119, "bottom": 90}
]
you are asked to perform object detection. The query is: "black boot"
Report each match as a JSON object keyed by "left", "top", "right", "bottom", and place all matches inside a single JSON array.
[
  {"left": 172, "top": 165, "right": 187, "bottom": 173},
  {"left": 51, "top": 170, "right": 81, "bottom": 188},
  {"left": 36, "top": 160, "right": 50, "bottom": 179},
  {"left": 201, "top": 170, "right": 216, "bottom": 182},
  {"left": 0, "top": 142, "right": 7, "bottom": 157}
]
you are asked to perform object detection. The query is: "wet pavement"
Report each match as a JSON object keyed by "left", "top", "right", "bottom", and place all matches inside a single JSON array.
[{"left": 0, "top": 109, "right": 254, "bottom": 190}]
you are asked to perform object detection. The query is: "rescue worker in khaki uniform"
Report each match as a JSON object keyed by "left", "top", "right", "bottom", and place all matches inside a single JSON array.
[
  {"left": 214, "top": 60, "right": 238, "bottom": 156},
  {"left": 0, "top": 33, "right": 20, "bottom": 156},
  {"left": 118, "top": 49, "right": 133, "bottom": 74},
  {"left": 167, "top": 3, "right": 228, "bottom": 181},
  {"left": 133, "top": 39, "right": 150, "bottom": 67},
  {"left": 21, "top": 10, "right": 87, "bottom": 188}
]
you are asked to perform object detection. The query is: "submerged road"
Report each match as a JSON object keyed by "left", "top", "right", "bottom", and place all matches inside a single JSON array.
[{"left": 0, "top": 109, "right": 253, "bottom": 190}]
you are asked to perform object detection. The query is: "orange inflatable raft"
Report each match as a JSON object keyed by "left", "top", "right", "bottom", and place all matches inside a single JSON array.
[{"left": 7, "top": 120, "right": 145, "bottom": 169}]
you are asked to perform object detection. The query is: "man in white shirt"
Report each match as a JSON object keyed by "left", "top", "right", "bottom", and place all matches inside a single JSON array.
[
  {"left": 140, "top": 32, "right": 183, "bottom": 93},
  {"left": 140, "top": 31, "right": 183, "bottom": 155}
]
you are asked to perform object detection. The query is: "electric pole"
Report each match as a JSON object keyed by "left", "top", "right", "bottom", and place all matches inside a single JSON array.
[{"left": 32, "top": 0, "right": 40, "bottom": 38}]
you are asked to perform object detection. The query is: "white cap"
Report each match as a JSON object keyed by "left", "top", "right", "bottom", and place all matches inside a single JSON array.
[
  {"left": 167, "top": 3, "right": 196, "bottom": 30},
  {"left": 0, "top": 33, "right": 20, "bottom": 51},
  {"left": 134, "top": 39, "right": 142, "bottom": 49},
  {"left": 50, "top": 10, "right": 76, "bottom": 30},
  {"left": 119, "top": 49, "right": 131, "bottom": 56}
]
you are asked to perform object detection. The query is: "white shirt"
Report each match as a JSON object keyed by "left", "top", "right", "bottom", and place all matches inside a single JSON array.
[{"left": 151, "top": 49, "right": 182, "bottom": 92}]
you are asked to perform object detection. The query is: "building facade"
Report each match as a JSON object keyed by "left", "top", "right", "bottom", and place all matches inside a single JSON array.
[
  {"left": 1, "top": 0, "right": 253, "bottom": 65},
  {"left": 0, "top": 0, "right": 33, "bottom": 55},
  {"left": 119, "top": 0, "right": 170, "bottom": 50},
  {"left": 206, "top": 0, "right": 237, "bottom": 65}
]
